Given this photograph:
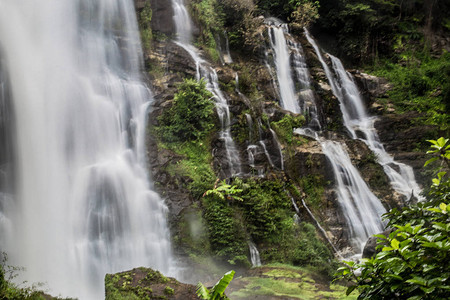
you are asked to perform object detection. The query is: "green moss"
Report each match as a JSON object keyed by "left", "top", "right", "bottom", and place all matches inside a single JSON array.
[
  {"left": 163, "top": 286, "right": 174, "bottom": 295},
  {"left": 298, "top": 175, "right": 326, "bottom": 210},
  {"left": 230, "top": 265, "right": 357, "bottom": 299},
  {"left": 138, "top": 2, "right": 152, "bottom": 51},
  {"left": 271, "top": 114, "right": 305, "bottom": 145}
]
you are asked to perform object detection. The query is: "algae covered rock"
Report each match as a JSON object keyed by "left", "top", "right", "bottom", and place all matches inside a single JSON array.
[{"left": 105, "top": 267, "right": 197, "bottom": 300}]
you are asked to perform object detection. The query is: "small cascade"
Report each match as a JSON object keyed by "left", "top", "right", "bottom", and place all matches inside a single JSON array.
[
  {"left": 171, "top": 0, "right": 242, "bottom": 178},
  {"left": 248, "top": 241, "right": 262, "bottom": 267},
  {"left": 217, "top": 31, "right": 233, "bottom": 65},
  {"left": 269, "top": 129, "right": 284, "bottom": 170},
  {"left": 321, "top": 141, "right": 386, "bottom": 250},
  {"left": 236, "top": 73, "right": 283, "bottom": 174},
  {"left": 265, "top": 19, "right": 321, "bottom": 131},
  {"left": 266, "top": 19, "right": 300, "bottom": 113},
  {"left": 0, "top": 53, "right": 14, "bottom": 247},
  {"left": 305, "top": 28, "right": 422, "bottom": 202},
  {"left": 329, "top": 55, "right": 423, "bottom": 201},
  {"left": 265, "top": 22, "right": 387, "bottom": 255}
]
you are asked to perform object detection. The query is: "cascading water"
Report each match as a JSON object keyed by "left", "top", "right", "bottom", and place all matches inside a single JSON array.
[
  {"left": 328, "top": 55, "right": 423, "bottom": 201},
  {"left": 171, "top": 0, "right": 242, "bottom": 178},
  {"left": 266, "top": 19, "right": 300, "bottom": 113},
  {"left": 267, "top": 21, "right": 386, "bottom": 255},
  {"left": 321, "top": 141, "right": 386, "bottom": 249},
  {"left": 248, "top": 241, "right": 262, "bottom": 267},
  {"left": 266, "top": 19, "right": 321, "bottom": 130},
  {"left": 0, "top": 1, "right": 173, "bottom": 299},
  {"left": 305, "top": 28, "right": 422, "bottom": 201}
]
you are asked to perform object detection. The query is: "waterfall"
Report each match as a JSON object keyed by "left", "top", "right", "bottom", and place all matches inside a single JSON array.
[
  {"left": 305, "top": 28, "right": 422, "bottom": 201},
  {"left": 321, "top": 141, "right": 386, "bottom": 249},
  {"left": 0, "top": 1, "right": 173, "bottom": 299},
  {"left": 248, "top": 241, "right": 262, "bottom": 267},
  {"left": 266, "top": 19, "right": 300, "bottom": 113},
  {"left": 266, "top": 19, "right": 386, "bottom": 255},
  {"left": 328, "top": 56, "right": 423, "bottom": 201},
  {"left": 171, "top": 0, "right": 242, "bottom": 178},
  {"left": 266, "top": 19, "right": 321, "bottom": 130}
]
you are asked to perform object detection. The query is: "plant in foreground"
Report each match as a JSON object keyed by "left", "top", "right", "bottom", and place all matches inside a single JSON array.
[
  {"left": 196, "top": 270, "right": 235, "bottom": 300},
  {"left": 334, "top": 138, "right": 450, "bottom": 299}
]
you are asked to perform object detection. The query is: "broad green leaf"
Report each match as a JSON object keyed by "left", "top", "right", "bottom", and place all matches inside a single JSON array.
[
  {"left": 424, "top": 156, "right": 438, "bottom": 166},
  {"left": 346, "top": 285, "right": 357, "bottom": 296},
  {"left": 196, "top": 282, "right": 211, "bottom": 300},
  {"left": 406, "top": 277, "right": 427, "bottom": 286},
  {"left": 210, "top": 270, "right": 235, "bottom": 298},
  {"left": 391, "top": 238, "right": 400, "bottom": 250}
]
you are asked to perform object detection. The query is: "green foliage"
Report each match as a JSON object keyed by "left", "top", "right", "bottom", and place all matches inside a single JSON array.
[
  {"left": 270, "top": 114, "right": 305, "bottom": 145},
  {"left": 0, "top": 252, "right": 64, "bottom": 300},
  {"left": 205, "top": 180, "right": 244, "bottom": 201},
  {"left": 334, "top": 138, "right": 450, "bottom": 299},
  {"left": 190, "top": 0, "right": 225, "bottom": 62},
  {"left": 370, "top": 51, "right": 450, "bottom": 129},
  {"left": 230, "top": 264, "right": 356, "bottom": 299},
  {"left": 256, "top": 0, "right": 319, "bottom": 21},
  {"left": 157, "top": 78, "right": 215, "bottom": 143},
  {"left": 196, "top": 270, "right": 235, "bottom": 300},
  {"left": 202, "top": 189, "right": 248, "bottom": 264},
  {"left": 298, "top": 175, "right": 325, "bottom": 209},
  {"left": 139, "top": 1, "right": 152, "bottom": 51},
  {"left": 317, "top": 0, "right": 450, "bottom": 62}
]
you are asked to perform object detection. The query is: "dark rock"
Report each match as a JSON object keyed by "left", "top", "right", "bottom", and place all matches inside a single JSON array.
[{"left": 362, "top": 228, "right": 393, "bottom": 259}]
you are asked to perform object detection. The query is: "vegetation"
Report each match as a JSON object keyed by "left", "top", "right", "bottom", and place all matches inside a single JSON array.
[
  {"left": 0, "top": 252, "right": 73, "bottom": 300},
  {"left": 138, "top": 1, "right": 153, "bottom": 51},
  {"left": 369, "top": 51, "right": 450, "bottom": 129},
  {"left": 317, "top": 0, "right": 450, "bottom": 62},
  {"left": 334, "top": 138, "right": 450, "bottom": 299},
  {"left": 230, "top": 264, "right": 357, "bottom": 299},
  {"left": 157, "top": 78, "right": 215, "bottom": 143},
  {"left": 196, "top": 270, "right": 235, "bottom": 300}
]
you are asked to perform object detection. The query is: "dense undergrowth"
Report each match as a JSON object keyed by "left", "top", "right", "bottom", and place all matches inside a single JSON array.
[{"left": 368, "top": 51, "right": 450, "bottom": 130}]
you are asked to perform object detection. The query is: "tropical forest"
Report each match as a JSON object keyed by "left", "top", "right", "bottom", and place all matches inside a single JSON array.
[{"left": 0, "top": 0, "right": 448, "bottom": 299}]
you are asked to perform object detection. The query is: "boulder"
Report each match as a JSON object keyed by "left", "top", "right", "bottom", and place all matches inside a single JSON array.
[{"left": 105, "top": 268, "right": 197, "bottom": 299}]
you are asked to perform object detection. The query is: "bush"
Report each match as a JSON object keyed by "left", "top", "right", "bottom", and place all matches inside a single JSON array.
[{"left": 157, "top": 78, "right": 215, "bottom": 143}]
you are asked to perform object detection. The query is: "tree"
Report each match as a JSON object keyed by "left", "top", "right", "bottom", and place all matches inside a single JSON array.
[{"left": 334, "top": 138, "right": 450, "bottom": 299}]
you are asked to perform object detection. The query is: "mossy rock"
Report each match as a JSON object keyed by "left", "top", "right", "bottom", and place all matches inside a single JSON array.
[{"left": 105, "top": 268, "right": 197, "bottom": 300}]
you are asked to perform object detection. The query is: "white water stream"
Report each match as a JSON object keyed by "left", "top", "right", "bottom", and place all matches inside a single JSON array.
[
  {"left": 171, "top": 0, "right": 242, "bottom": 178},
  {"left": 305, "top": 28, "right": 422, "bottom": 201},
  {"left": 0, "top": 1, "right": 174, "bottom": 299},
  {"left": 267, "top": 21, "right": 387, "bottom": 254}
]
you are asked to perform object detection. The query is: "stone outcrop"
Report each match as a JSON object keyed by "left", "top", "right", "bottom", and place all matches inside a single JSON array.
[{"left": 105, "top": 268, "right": 197, "bottom": 299}]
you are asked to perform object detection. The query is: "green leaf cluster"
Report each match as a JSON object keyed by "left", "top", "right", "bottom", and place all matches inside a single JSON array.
[
  {"left": 371, "top": 52, "right": 450, "bottom": 129},
  {"left": 196, "top": 270, "right": 235, "bottom": 300},
  {"left": 157, "top": 78, "right": 215, "bottom": 143}
]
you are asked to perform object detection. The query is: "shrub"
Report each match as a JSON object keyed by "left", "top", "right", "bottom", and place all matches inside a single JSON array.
[{"left": 157, "top": 78, "right": 215, "bottom": 143}]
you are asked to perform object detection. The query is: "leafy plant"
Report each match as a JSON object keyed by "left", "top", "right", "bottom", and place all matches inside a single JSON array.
[
  {"left": 196, "top": 270, "right": 235, "bottom": 300},
  {"left": 157, "top": 78, "right": 215, "bottom": 143},
  {"left": 204, "top": 180, "right": 244, "bottom": 201},
  {"left": 334, "top": 138, "right": 450, "bottom": 299}
]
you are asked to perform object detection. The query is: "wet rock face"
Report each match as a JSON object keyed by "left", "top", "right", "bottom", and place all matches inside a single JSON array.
[
  {"left": 136, "top": 0, "right": 175, "bottom": 36},
  {"left": 375, "top": 111, "right": 439, "bottom": 186}
]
